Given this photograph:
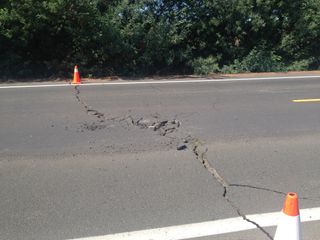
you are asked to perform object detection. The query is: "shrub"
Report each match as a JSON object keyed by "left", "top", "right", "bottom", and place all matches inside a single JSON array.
[
  {"left": 285, "top": 59, "right": 311, "bottom": 71},
  {"left": 240, "top": 48, "right": 284, "bottom": 72},
  {"left": 190, "top": 56, "right": 220, "bottom": 75},
  {"left": 221, "top": 48, "right": 284, "bottom": 73}
]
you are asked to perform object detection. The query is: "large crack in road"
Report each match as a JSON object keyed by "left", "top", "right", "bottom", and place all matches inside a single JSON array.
[
  {"left": 74, "top": 86, "right": 108, "bottom": 131},
  {"left": 74, "top": 86, "right": 181, "bottom": 137},
  {"left": 190, "top": 139, "right": 274, "bottom": 240},
  {"left": 73, "top": 85, "right": 314, "bottom": 240},
  {"left": 73, "top": 85, "right": 275, "bottom": 238}
]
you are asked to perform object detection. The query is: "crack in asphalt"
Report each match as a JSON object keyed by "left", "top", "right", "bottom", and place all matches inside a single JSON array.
[
  {"left": 75, "top": 86, "right": 105, "bottom": 121},
  {"left": 73, "top": 87, "right": 273, "bottom": 238},
  {"left": 229, "top": 183, "right": 286, "bottom": 196},
  {"left": 137, "top": 118, "right": 180, "bottom": 137},
  {"left": 190, "top": 138, "right": 274, "bottom": 240},
  {"left": 74, "top": 86, "right": 108, "bottom": 131},
  {"left": 74, "top": 86, "right": 181, "bottom": 139},
  {"left": 73, "top": 86, "right": 313, "bottom": 239},
  {"left": 117, "top": 115, "right": 181, "bottom": 137},
  {"left": 230, "top": 183, "right": 320, "bottom": 201}
]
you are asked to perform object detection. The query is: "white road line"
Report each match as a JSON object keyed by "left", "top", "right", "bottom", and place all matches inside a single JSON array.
[
  {"left": 68, "top": 207, "right": 320, "bottom": 240},
  {"left": 0, "top": 75, "right": 319, "bottom": 89}
]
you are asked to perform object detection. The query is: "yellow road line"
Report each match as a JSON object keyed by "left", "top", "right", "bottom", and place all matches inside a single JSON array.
[{"left": 293, "top": 99, "right": 320, "bottom": 103}]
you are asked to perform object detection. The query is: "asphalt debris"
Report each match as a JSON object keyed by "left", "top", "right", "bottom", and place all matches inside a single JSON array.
[
  {"left": 177, "top": 144, "right": 187, "bottom": 151},
  {"left": 80, "top": 122, "right": 107, "bottom": 131},
  {"left": 124, "top": 115, "right": 181, "bottom": 137}
]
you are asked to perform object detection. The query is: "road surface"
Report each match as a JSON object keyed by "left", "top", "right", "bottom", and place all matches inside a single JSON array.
[{"left": 1, "top": 76, "right": 320, "bottom": 239}]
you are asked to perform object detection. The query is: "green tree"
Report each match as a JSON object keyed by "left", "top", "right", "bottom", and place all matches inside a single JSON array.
[
  {"left": 0, "top": 0, "right": 122, "bottom": 77},
  {"left": 0, "top": 0, "right": 319, "bottom": 79}
]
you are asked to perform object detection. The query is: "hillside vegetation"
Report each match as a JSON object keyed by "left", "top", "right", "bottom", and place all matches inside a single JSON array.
[{"left": 1, "top": 0, "right": 319, "bottom": 78}]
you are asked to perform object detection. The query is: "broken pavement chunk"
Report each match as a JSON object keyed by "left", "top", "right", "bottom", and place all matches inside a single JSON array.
[{"left": 177, "top": 145, "right": 187, "bottom": 151}]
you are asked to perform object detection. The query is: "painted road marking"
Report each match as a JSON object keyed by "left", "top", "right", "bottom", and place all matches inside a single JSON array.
[
  {"left": 0, "top": 75, "right": 319, "bottom": 89},
  {"left": 293, "top": 99, "right": 320, "bottom": 103},
  {"left": 68, "top": 207, "right": 320, "bottom": 240}
]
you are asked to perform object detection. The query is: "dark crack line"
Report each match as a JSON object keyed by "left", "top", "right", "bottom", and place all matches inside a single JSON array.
[
  {"left": 74, "top": 86, "right": 125, "bottom": 131},
  {"left": 230, "top": 183, "right": 320, "bottom": 201},
  {"left": 230, "top": 184, "right": 286, "bottom": 196},
  {"left": 225, "top": 196, "right": 274, "bottom": 239},
  {"left": 74, "top": 86, "right": 105, "bottom": 122},
  {"left": 190, "top": 139, "right": 274, "bottom": 240},
  {"left": 193, "top": 144, "right": 228, "bottom": 189}
]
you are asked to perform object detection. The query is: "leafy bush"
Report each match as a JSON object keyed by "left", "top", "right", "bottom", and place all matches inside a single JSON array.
[
  {"left": 221, "top": 48, "right": 284, "bottom": 73},
  {"left": 285, "top": 59, "right": 311, "bottom": 71},
  {"left": 240, "top": 48, "right": 284, "bottom": 72},
  {"left": 190, "top": 56, "right": 220, "bottom": 75}
]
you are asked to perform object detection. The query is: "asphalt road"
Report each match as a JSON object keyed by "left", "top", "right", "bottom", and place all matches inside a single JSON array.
[{"left": 1, "top": 76, "right": 320, "bottom": 240}]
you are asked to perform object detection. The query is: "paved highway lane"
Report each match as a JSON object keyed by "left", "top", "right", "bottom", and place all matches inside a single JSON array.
[{"left": 1, "top": 77, "right": 320, "bottom": 239}]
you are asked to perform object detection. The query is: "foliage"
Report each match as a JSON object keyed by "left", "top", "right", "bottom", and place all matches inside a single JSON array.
[
  {"left": 190, "top": 56, "right": 220, "bottom": 75},
  {"left": 238, "top": 48, "right": 284, "bottom": 72},
  {"left": 285, "top": 59, "right": 312, "bottom": 71},
  {"left": 0, "top": 0, "right": 319, "bottom": 79}
]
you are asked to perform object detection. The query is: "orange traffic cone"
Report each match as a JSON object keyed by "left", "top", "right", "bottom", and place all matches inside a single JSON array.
[
  {"left": 274, "top": 192, "right": 301, "bottom": 240},
  {"left": 72, "top": 65, "right": 81, "bottom": 84}
]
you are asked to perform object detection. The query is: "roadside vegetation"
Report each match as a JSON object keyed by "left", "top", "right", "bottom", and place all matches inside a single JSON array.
[{"left": 0, "top": 0, "right": 319, "bottom": 79}]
